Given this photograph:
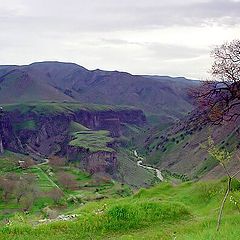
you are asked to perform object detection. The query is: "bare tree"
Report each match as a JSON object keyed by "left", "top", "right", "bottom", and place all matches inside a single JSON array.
[
  {"left": 47, "top": 188, "right": 64, "bottom": 204},
  {"left": 0, "top": 178, "right": 16, "bottom": 201},
  {"left": 194, "top": 40, "right": 240, "bottom": 124},
  {"left": 57, "top": 172, "right": 78, "bottom": 190},
  {"left": 20, "top": 158, "right": 35, "bottom": 169},
  {"left": 20, "top": 194, "right": 35, "bottom": 212},
  {"left": 0, "top": 173, "right": 19, "bottom": 201},
  {"left": 15, "top": 174, "right": 37, "bottom": 203}
]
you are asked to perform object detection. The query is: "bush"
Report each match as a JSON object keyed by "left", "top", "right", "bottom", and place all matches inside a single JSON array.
[
  {"left": 194, "top": 182, "right": 225, "bottom": 201},
  {"left": 104, "top": 201, "right": 190, "bottom": 231},
  {"left": 229, "top": 178, "right": 240, "bottom": 191},
  {"left": 42, "top": 207, "right": 58, "bottom": 219},
  {"left": 67, "top": 195, "right": 84, "bottom": 204}
]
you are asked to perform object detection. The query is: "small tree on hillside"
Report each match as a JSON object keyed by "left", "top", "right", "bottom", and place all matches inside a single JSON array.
[
  {"left": 15, "top": 174, "right": 37, "bottom": 203},
  {"left": 57, "top": 172, "right": 78, "bottom": 190},
  {"left": 20, "top": 158, "right": 35, "bottom": 169},
  {"left": 49, "top": 156, "right": 66, "bottom": 168},
  {"left": 0, "top": 173, "right": 19, "bottom": 201},
  {"left": 47, "top": 188, "right": 64, "bottom": 204},
  {"left": 0, "top": 178, "right": 16, "bottom": 201},
  {"left": 205, "top": 137, "right": 240, "bottom": 231}
]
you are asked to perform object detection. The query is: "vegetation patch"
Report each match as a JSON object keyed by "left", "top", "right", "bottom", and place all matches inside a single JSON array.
[
  {"left": 69, "top": 130, "right": 114, "bottom": 153},
  {"left": 68, "top": 121, "right": 89, "bottom": 133},
  {"left": 14, "top": 120, "right": 37, "bottom": 132},
  {"left": 3, "top": 102, "right": 136, "bottom": 115},
  {"left": 0, "top": 179, "right": 240, "bottom": 239},
  {"left": 104, "top": 201, "right": 190, "bottom": 231}
]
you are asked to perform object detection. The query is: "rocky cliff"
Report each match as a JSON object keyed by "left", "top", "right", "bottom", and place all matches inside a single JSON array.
[
  {"left": 67, "top": 145, "right": 117, "bottom": 177},
  {"left": 0, "top": 102, "right": 146, "bottom": 177},
  {"left": 0, "top": 111, "right": 23, "bottom": 154},
  {"left": 5, "top": 107, "right": 145, "bottom": 154}
]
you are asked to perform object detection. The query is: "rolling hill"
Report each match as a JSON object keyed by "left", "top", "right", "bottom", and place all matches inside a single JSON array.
[{"left": 0, "top": 61, "right": 199, "bottom": 124}]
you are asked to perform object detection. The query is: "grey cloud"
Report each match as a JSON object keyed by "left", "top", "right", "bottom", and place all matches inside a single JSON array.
[
  {"left": 0, "top": 0, "right": 240, "bottom": 33},
  {"left": 0, "top": 0, "right": 239, "bottom": 79},
  {"left": 145, "top": 43, "right": 209, "bottom": 60},
  {"left": 100, "top": 38, "right": 209, "bottom": 60}
]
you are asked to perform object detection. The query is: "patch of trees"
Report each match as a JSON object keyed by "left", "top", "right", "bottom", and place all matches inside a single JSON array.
[
  {"left": 57, "top": 172, "right": 78, "bottom": 190},
  {"left": 46, "top": 188, "right": 64, "bottom": 204},
  {"left": 0, "top": 173, "right": 39, "bottom": 212}
]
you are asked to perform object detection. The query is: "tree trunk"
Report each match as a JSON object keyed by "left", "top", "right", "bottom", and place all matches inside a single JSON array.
[{"left": 216, "top": 177, "right": 232, "bottom": 231}]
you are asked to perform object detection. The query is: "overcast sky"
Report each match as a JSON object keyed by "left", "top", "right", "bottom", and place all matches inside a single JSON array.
[{"left": 0, "top": 0, "right": 240, "bottom": 79}]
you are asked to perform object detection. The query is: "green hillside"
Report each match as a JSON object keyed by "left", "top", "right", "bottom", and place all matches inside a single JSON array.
[
  {"left": 0, "top": 62, "right": 197, "bottom": 125},
  {"left": 69, "top": 130, "right": 114, "bottom": 153},
  {"left": 1, "top": 179, "right": 240, "bottom": 239},
  {"left": 2, "top": 102, "right": 136, "bottom": 115},
  {"left": 138, "top": 117, "right": 240, "bottom": 180}
]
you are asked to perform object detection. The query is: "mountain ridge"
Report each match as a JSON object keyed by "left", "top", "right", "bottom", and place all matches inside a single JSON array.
[{"left": 0, "top": 61, "right": 199, "bottom": 125}]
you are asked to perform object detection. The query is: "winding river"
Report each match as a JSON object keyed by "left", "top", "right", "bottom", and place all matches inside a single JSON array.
[{"left": 134, "top": 150, "right": 164, "bottom": 181}]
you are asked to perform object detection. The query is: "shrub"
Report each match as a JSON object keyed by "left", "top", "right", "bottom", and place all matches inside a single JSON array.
[
  {"left": 104, "top": 201, "right": 190, "bottom": 231},
  {"left": 230, "top": 178, "right": 240, "bottom": 191},
  {"left": 194, "top": 182, "right": 225, "bottom": 202}
]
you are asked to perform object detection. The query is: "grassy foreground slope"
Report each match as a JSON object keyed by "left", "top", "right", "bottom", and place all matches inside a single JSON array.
[{"left": 1, "top": 179, "right": 240, "bottom": 239}]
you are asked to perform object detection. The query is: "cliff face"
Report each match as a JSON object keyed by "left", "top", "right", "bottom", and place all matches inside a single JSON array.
[
  {"left": 72, "top": 109, "right": 146, "bottom": 137},
  {"left": 0, "top": 112, "right": 23, "bottom": 153},
  {"left": 0, "top": 135, "right": 3, "bottom": 154},
  {"left": 1, "top": 105, "right": 146, "bottom": 177},
  {"left": 67, "top": 145, "right": 117, "bottom": 177},
  {"left": 6, "top": 108, "right": 145, "bottom": 155}
]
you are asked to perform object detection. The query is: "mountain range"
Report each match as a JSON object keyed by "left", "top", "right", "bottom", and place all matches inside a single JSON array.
[{"left": 0, "top": 61, "right": 198, "bottom": 125}]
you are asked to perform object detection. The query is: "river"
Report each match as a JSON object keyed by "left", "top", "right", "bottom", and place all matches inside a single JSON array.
[{"left": 134, "top": 150, "right": 163, "bottom": 181}]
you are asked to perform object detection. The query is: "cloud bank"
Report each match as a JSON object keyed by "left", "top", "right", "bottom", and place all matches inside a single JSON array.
[{"left": 0, "top": 0, "right": 239, "bottom": 79}]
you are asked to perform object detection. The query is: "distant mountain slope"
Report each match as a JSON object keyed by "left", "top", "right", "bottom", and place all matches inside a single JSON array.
[
  {"left": 140, "top": 110, "right": 240, "bottom": 180},
  {"left": 0, "top": 61, "right": 199, "bottom": 124}
]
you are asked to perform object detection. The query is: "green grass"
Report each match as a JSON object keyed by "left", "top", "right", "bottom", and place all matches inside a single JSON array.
[
  {"left": 14, "top": 120, "right": 37, "bottom": 132},
  {"left": 0, "top": 187, "right": 190, "bottom": 239},
  {"left": 69, "top": 130, "right": 114, "bottom": 152},
  {"left": 1, "top": 180, "right": 240, "bottom": 239},
  {"left": 0, "top": 154, "right": 131, "bottom": 223},
  {"left": 2, "top": 102, "right": 137, "bottom": 115},
  {"left": 0, "top": 151, "right": 28, "bottom": 173},
  {"left": 68, "top": 121, "right": 89, "bottom": 133},
  {"left": 27, "top": 166, "right": 58, "bottom": 191},
  {"left": 194, "top": 155, "right": 219, "bottom": 178}
]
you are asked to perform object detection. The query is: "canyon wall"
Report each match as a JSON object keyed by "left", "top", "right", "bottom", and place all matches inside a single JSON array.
[{"left": 0, "top": 107, "right": 146, "bottom": 177}]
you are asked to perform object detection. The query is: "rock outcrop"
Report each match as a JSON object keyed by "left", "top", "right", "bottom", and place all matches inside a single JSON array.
[
  {"left": 0, "top": 135, "right": 3, "bottom": 154},
  {"left": 0, "top": 111, "right": 23, "bottom": 154},
  {"left": 67, "top": 145, "right": 117, "bottom": 177},
  {"left": 1, "top": 104, "right": 146, "bottom": 177}
]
